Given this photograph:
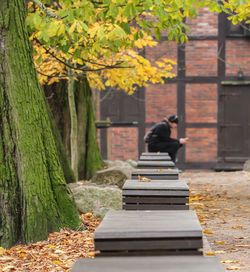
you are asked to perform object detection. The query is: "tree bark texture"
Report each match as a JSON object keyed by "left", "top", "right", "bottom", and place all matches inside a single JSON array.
[
  {"left": 44, "top": 78, "right": 103, "bottom": 180},
  {"left": 0, "top": 0, "right": 81, "bottom": 248},
  {"left": 75, "top": 77, "right": 103, "bottom": 180}
]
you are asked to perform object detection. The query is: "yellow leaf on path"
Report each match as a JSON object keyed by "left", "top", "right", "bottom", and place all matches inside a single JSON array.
[
  {"left": 48, "top": 245, "right": 56, "bottom": 248},
  {"left": 141, "top": 177, "right": 151, "bottom": 182},
  {"left": 0, "top": 247, "right": 6, "bottom": 255},
  {"left": 235, "top": 244, "right": 249, "bottom": 248},
  {"left": 205, "top": 252, "right": 215, "bottom": 255},
  {"left": 232, "top": 225, "right": 243, "bottom": 229},
  {"left": 227, "top": 266, "right": 242, "bottom": 270},
  {"left": 204, "top": 230, "right": 214, "bottom": 234},
  {"left": 18, "top": 253, "right": 26, "bottom": 258},
  {"left": 214, "top": 240, "right": 226, "bottom": 244},
  {"left": 221, "top": 260, "right": 239, "bottom": 263},
  {"left": 53, "top": 260, "right": 63, "bottom": 265}
]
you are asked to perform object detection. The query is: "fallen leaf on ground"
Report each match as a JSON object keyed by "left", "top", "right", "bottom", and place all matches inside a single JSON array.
[
  {"left": 221, "top": 260, "right": 239, "bottom": 264},
  {"left": 205, "top": 252, "right": 215, "bottom": 255},
  {"left": 235, "top": 245, "right": 249, "bottom": 248},
  {"left": 227, "top": 266, "right": 242, "bottom": 270},
  {"left": 214, "top": 240, "right": 226, "bottom": 244},
  {"left": 232, "top": 226, "right": 243, "bottom": 229},
  {"left": 204, "top": 230, "right": 214, "bottom": 234},
  {"left": 0, "top": 247, "right": 6, "bottom": 255}
]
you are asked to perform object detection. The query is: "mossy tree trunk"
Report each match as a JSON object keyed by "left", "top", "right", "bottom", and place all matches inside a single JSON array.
[
  {"left": 0, "top": 0, "right": 81, "bottom": 248},
  {"left": 75, "top": 77, "right": 103, "bottom": 180},
  {"left": 44, "top": 77, "right": 103, "bottom": 180}
]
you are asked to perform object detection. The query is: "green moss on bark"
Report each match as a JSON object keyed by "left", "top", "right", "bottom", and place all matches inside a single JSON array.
[
  {"left": 0, "top": 0, "right": 81, "bottom": 248},
  {"left": 75, "top": 77, "right": 104, "bottom": 180}
]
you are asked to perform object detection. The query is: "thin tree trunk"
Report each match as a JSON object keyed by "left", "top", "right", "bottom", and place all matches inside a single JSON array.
[
  {"left": 44, "top": 78, "right": 103, "bottom": 180},
  {"left": 76, "top": 77, "right": 103, "bottom": 179},
  {"left": 46, "top": 100, "right": 75, "bottom": 184},
  {"left": 68, "top": 72, "right": 78, "bottom": 180},
  {"left": 0, "top": 0, "right": 80, "bottom": 248}
]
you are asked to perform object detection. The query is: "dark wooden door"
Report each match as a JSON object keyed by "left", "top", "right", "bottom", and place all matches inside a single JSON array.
[
  {"left": 100, "top": 88, "right": 145, "bottom": 159},
  {"left": 219, "top": 85, "right": 250, "bottom": 163}
]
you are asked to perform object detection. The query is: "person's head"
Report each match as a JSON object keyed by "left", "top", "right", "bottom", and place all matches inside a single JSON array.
[{"left": 168, "top": 115, "right": 178, "bottom": 128}]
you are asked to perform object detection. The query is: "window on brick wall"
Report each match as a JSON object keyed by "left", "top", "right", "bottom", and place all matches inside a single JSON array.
[{"left": 226, "top": 20, "right": 250, "bottom": 38}]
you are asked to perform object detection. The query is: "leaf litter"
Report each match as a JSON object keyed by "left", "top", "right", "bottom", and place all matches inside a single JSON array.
[{"left": 0, "top": 213, "right": 101, "bottom": 272}]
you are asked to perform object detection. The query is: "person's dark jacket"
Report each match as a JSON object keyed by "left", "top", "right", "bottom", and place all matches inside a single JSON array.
[{"left": 149, "top": 120, "right": 180, "bottom": 145}]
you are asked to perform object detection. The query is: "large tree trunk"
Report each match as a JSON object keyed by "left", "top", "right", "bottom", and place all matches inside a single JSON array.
[
  {"left": 44, "top": 78, "right": 103, "bottom": 180},
  {"left": 0, "top": 0, "right": 81, "bottom": 248}
]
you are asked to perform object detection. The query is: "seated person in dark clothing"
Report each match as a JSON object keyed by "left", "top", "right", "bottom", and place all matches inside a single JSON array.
[{"left": 146, "top": 115, "right": 188, "bottom": 162}]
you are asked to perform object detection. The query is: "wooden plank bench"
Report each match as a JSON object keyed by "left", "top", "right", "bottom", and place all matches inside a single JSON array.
[
  {"left": 94, "top": 210, "right": 203, "bottom": 256},
  {"left": 122, "top": 179, "right": 189, "bottom": 210},
  {"left": 142, "top": 152, "right": 170, "bottom": 156},
  {"left": 132, "top": 169, "right": 179, "bottom": 180},
  {"left": 71, "top": 256, "right": 223, "bottom": 272},
  {"left": 137, "top": 160, "right": 175, "bottom": 169},
  {"left": 140, "top": 155, "right": 171, "bottom": 161}
]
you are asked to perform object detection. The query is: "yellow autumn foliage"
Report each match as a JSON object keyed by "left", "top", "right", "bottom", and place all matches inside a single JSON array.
[{"left": 33, "top": 28, "right": 176, "bottom": 93}]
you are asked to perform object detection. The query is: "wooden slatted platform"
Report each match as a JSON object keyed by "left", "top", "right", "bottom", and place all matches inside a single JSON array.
[
  {"left": 137, "top": 160, "right": 175, "bottom": 169},
  {"left": 71, "top": 256, "right": 223, "bottom": 272},
  {"left": 132, "top": 169, "right": 179, "bottom": 180},
  {"left": 140, "top": 155, "right": 171, "bottom": 161},
  {"left": 122, "top": 179, "right": 189, "bottom": 210},
  {"left": 142, "top": 152, "right": 170, "bottom": 156},
  {"left": 94, "top": 210, "right": 203, "bottom": 256}
]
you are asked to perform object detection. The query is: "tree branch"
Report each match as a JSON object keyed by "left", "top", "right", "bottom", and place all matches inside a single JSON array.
[{"left": 31, "top": 0, "right": 63, "bottom": 19}]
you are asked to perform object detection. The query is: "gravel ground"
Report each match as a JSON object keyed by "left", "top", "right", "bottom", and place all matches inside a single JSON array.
[{"left": 180, "top": 170, "right": 250, "bottom": 272}]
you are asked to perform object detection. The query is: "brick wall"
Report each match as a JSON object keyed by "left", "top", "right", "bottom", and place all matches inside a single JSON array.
[
  {"left": 186, "top": 8, "right": 218, "bottom": 36},
  {"left": 107, "top": 127, "right": 138, "bottom": 161},
  {"left": 186, "top": 128, "right": 217, "bottom": 162},
  {"left": 98, "top": 12, "right": 249, "bottom": 166},
  {"left": 186, "top": 40, "right": 217, "bottom": 76},
  {"left": 186, "top": 84, "right": 218, "bottom": 123},
  {"left": 225, "top": 40, "right": 250, "bottom": 76},
  {"left": 146, "top": 84, "right": 177, "bottom": 123}
]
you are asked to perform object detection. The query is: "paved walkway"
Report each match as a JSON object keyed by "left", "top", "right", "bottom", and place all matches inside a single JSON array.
[{"left": 181, "top": 170, "right": 250, "bottom": 272}]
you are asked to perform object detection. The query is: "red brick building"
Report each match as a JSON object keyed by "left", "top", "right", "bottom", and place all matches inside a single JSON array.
[{"left": 98, "top": 10, "right": 250, "bottom": 170}]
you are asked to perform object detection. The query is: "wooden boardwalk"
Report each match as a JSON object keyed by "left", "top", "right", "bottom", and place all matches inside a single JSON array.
[
  {"left": 71, "top": 151, "right": 223, "bottom": 271},
  {"left": 72, "top": 256, "right": 223, "bottom": 272},
  {"left": 137, "top": 160, "right": 175, "bottom": 169},
  {"left": 122, "top": 179, "right": 189, "bottom": 210},
  {"left": 94, "top": 210, "right": 202, "bottom": 256},
  {"left": 132, "top": 169, "right": 179, "bottom": 180}
]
